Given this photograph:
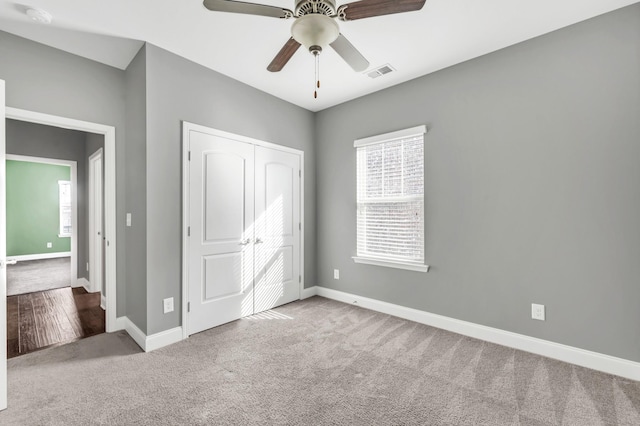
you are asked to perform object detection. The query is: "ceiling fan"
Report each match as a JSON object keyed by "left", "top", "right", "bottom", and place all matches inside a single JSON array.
[{"left": 203, "top": 0, "right": 426, "bottom": 96}]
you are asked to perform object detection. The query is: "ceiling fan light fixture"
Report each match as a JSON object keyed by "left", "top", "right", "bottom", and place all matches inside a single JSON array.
[{"left": 291, "top": 14, "right": 339, "bottom": 51}]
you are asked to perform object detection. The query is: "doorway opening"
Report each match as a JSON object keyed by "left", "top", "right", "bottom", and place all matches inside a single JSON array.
[
  {"left": 3, "top": 109, "right": 117, "bottom": 350},
  {"left": 4, "top": 123, "right": 107, "bottom": 357}
]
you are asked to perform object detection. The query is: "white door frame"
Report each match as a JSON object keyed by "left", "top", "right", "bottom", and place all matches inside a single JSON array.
[
  {"left": 5, "top": 108, "right": 118, "bottom": 334},
  {"left": 1, "top": 79, "right": 7, "bottom": 410},
  {"left": 88, "top": 148, "right": 103, "bottom": 294},
  {"left": 181, "top": 121, "right": 305, "bottom": 340},
  {"left": 5, "top": 154, "right": 78, "bottom": 287}
]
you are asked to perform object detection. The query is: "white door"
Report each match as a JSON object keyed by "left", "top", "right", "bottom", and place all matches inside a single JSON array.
[
  {"left": 88, "top": 149, "right": 103, "bottom": 294},
  {"left": 1, "top": 79, "right": 8, "bottom": 410},
  {"left": 185, "top": 125, "right": 303, "bottom": 336},
  {"left": 253, "top": 146, "right": 300, "bottom": 313},
  {"left": 187, "top": 131, "right": 255, "bottom": 335}
]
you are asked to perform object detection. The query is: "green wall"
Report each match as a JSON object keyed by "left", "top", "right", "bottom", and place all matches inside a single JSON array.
[{"left": 6, "top": 160, "right": 71, "bottom": 256}]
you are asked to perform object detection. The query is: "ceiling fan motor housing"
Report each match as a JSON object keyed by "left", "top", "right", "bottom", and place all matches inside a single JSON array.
[{"left": 294, "top": 0, "right": 337, "bottom": 16}]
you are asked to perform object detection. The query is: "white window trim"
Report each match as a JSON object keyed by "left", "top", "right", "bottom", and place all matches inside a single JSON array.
[
  {"left": 354, "top": 125, "right": 427, "bottom": 148},
  {"left": 353, "top": 255, "right": 430, "bottom": 272},
  {"left": 354, "top": 124, "right": 429, "bottom": 272}
]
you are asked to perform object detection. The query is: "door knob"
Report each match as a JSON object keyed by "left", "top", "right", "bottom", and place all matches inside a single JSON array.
[
  {"left": 239, "top": 238, "right": 251, "bottom": 246},
  {"left": 255, "top": 238, "right": 263, "bottom": 244}
]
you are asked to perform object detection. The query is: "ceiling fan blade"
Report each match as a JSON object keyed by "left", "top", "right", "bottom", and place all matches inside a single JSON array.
[
  {"left": 338, "top": 0, "right": 426, "bottom": 21},
  {"left": 267, "top": 38, "right": 301, "bottom": 72},
  {"left": 330, "top": 33, "right": 369, "bottom": 72},
  {"left": 203, "top": 0, "right": 293, "bottom": 19}
]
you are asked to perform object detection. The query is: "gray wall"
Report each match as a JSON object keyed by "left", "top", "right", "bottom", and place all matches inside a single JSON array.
[
  {"left": 0, "top": 31, "right": 128, "bottom": 317},
  {"left": 1, "top": 33, "right": 317, "bottom": 336},
  {"left": 3, "top": 4, "right": 636, "bottom": 364},
  {"left": 6, "top": 119, "right": 89, "bottom": 280},
  {"left": 144, "top": 44, "right": 316, "bottom": 335},
  {"left": 124, "top": 46, "right": 148, "bottom": 332},
  {"left": 315, "top": 5, "right": 640, "bottom": 362}
]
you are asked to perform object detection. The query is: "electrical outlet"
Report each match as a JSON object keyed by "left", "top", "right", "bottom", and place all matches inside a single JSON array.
[
  {"left": 86, "top": 262, "right": 89, "bottom": 271},
  {"left": 531, "top": 303, "right": 545, "bottom": 321},
  {"left": 46, "top": 242, "right": 52, "bottom": 248},
  {"left": 163, "top": 297, "right": 174, "bottom": 314},
  {"left": 126, "top": 213, "right": 132, "bottom": 227},
  {"left": 334, "top": 269, "right": 339, "bottom": 280}
]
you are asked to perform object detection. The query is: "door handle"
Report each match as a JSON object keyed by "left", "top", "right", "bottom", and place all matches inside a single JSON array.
[
  {"left": 254, "top": 238, "right": 263, "bottom": 244},
  {"left": 239, "top": 238, "right": 251, "bottom": 246}
]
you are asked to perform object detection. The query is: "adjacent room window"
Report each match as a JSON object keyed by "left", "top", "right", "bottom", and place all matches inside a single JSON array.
[
  {"left": 353, "top": 125, "right": 428, "bottom": 272},
  {"left": 58, "top": 180, "right": 72, "bottom": 237}
]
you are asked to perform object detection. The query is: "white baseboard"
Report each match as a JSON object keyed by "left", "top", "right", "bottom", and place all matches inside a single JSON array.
[
  {"left": 75, "top": 277, "right": 91, "bottom": 292},
  {"left": 114, "top": 316, "right": 127, "bottom": 331},
  {"left": 146, "top": 327, "right": 184, "bottom": 352},
  {"left": 313, "top": 286, "right": 640, "bottom": 381},
  {"left": 100, "top": 294, "right": 106, "bottom": 311},
  {"left": 118, "top": 316, "right": 183, "bottom": 352},
  {"left": 301, "top": 286, "right": 318, "bottom": 299},
  {"left": 8, "top": 252, "right": 71, "bottom": 262},
  {"left": 123, "top": 317, "right": 147, "bottom": 351}
]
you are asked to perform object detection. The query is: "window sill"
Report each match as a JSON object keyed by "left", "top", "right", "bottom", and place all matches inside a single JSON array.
[
  {"left": 58, "top": 234, "right": 71, "bottom": 238},
  {"left": 352, "top": 256, "right": 429, "bottom": 272}
]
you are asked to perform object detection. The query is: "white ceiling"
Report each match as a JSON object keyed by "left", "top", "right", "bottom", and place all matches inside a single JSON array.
[{"left": 0, "top": 0, "right": 637, "bottom": 112}]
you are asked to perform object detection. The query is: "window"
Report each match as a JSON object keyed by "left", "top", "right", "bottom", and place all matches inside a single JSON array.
[
  {"left": 58, "top": 180, "right": 72, "bottom": 237},
  {"left": 353, "top": 125, "right": 428, "bottom": 272}
]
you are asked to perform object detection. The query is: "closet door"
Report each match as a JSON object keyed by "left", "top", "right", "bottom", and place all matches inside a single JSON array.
[
  {"left": 187, "top": 131, "right": 255, "bottom": 335},
  {"left": 253, "top": 146, "right": 301, "bottom": 313}
]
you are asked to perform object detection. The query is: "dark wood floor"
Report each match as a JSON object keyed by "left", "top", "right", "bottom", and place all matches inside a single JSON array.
[{"left": 7, "top": 287, "right": 105, "bottom": 359}]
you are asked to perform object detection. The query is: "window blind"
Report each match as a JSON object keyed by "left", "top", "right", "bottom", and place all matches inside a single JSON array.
[
  {"left": 59, "top": 180, "right": 72, "bottom": 236},
  {"left": 356, "top": 129, "right": 424, "bottom": 265}
]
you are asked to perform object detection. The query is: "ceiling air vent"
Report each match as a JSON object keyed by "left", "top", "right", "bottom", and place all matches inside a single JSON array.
[{"left": 366, "top": 64, "right": 395, "bottom": 79}]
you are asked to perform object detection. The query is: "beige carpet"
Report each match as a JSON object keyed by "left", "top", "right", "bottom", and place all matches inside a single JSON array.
[
  {"left": 2, "top": 296, "right": 639, "bottom": 425},
  {"left": 6, "top": 257, "right": 71, "bottom": 296}
]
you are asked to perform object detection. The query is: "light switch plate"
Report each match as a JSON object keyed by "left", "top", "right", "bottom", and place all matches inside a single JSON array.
[{"left": 126, "top": 213, "right": 132, "bottom": 227}]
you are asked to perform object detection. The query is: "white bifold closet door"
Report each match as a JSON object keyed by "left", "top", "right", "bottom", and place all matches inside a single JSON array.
[{"left": 187, "top": 130, "right": 301, "bottom": 336}]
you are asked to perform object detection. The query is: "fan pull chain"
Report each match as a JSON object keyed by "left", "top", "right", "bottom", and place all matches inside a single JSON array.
[
  {"left": 310, "top": 46, "right": 322, "bottom": 99},
  {"left": 314, "top": 51, "right": 319, "bottom": 99}
]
